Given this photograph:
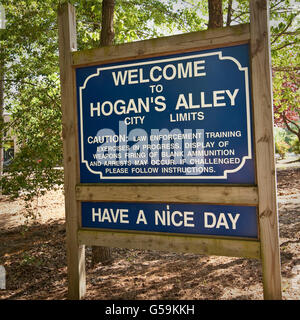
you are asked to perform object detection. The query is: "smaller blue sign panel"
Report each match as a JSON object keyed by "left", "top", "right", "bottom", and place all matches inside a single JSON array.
[{"left": 81, "top": 202, "right": 258, "bottom": 238}]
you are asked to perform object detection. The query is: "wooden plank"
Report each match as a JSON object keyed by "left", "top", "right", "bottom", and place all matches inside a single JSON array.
[
  {"left": 58, "top": 3, "right": 86, "bottom": 300},
  {"left": 76, "top": 185, "right": 258, "bottom": 205},
  {"left": 250, "top": 0, "right": 282, "bottom": 300},
  {"left": 72, "top": 23, "right": 250, "bottom": 67},
  {"left": 78, "top": 229, "right": 261, "bottom": 259}
]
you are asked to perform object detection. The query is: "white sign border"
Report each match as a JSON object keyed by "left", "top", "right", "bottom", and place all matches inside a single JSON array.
[{"left": 78, "top": 50, "right": 252, "bottom": 180}]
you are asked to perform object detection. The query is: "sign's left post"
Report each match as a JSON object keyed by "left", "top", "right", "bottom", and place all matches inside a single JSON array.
[{"left": 58, "top": 3, "right": 86, "bottom": 299}]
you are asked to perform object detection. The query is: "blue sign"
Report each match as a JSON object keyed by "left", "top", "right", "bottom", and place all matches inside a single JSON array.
[
  {"left": 81, "top": 202, "right": 258, "bottom": 238},
  {"left": 76, "top": 44, "right": 255, "bottom": 183}
]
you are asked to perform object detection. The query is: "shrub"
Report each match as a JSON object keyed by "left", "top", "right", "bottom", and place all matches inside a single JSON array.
[
  {"left": 290, "top": 138, "right": 300, "bottom": 155},
  {"left": 275, "top": 140, "right": 290, "bottom": 159}
]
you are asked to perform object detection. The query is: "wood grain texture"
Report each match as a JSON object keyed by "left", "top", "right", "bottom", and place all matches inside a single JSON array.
[
  {"left": 250, "top": 0, "right": 282, "bottom": 300},
  {"left": 78, "top": 229, "right": 261, "bottom": 259},
  {"left": 58, "top": 3, "right": 86, "bottom": 300},
  {"left": 72, "top": 23, "right": 250, "bottom": 67},
  {"left": 76, "top": 185, "right": 258, "bottom": 205}
]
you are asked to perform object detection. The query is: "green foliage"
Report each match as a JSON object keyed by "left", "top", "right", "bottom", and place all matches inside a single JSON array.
[
  {"left": 274, "top": 126, "right": 300, "bottom": 157},
  {"left": 271, "top": 0, "right": 299, "bottom": 141},
  {"left": 275, "top": 139, "right": 290, "bottom": 159},
  {"left": 0, "top": 0, "right": 64, "bottom": 208},
  {"left": 290, "top": 136, "right": 300, "bottom": 154},
  {"left": 21, "top": 252, "right": 42, "bottom": 267}
]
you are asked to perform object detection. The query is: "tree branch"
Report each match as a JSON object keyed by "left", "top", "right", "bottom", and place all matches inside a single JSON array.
[
  {"left": 273, "top": 66, "right": 300, "bottom": 72},
  {"left": 181, "top": 0, "right": 198, "bottom": 8},
  {"left": 270, "top": 0, "right": 288, "bottom": 11},
  {"left": 273, "top": 40, "right": 299, "bottom": 51},
  {"left": 282, "top": 112, "right": 300, "bottom": 137},
  {"left": 271, "top": 13, "right": 299, "bottom": 45},
  {"left": 230, "top": 10, "right": 249, "bottom": 23}
]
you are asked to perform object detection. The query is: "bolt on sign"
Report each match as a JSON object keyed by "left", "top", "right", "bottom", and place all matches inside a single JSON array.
[{"left": 58, "top": 0, "right": 282, "bottom": 300}]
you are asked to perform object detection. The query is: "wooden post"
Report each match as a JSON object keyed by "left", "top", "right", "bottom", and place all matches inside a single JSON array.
[
  {"left": 250, "top": 0, "right": 282, "bottom": 299},
  {"left": 58, "top": 3, "right": 86, "bottom": 299}
]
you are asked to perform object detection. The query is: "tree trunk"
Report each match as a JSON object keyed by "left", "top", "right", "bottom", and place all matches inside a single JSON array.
[
  {"left": 282, "top": 112, "right": 300, "bottom": 143},
  {"left": 208, "top": 0, "right": 223, "bottom": 29},
  {"left": 226, "top": 0, "right": 233, "bottom": 26},
  {"left": 91, "top": 0, "right": 115, "bottom": 267},
  {"left": 91, "top": 245, "right": 112, "bottom": 266},
  {"left": 100, "top": 0, "right": 115, "bottom": 46}
]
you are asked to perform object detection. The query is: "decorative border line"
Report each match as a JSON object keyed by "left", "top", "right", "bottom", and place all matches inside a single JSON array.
[{"left": 78, "top": 49, "right": 252, "bottom": 180}]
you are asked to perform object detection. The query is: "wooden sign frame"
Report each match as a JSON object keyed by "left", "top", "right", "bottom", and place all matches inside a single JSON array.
[{"left": 58, "top": 0, "right": 281, "bottom": 300}]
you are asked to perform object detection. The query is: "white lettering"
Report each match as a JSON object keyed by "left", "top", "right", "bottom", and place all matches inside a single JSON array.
[
  {"left": 112, "top": 70, "right": 128, "bottom": 86},
  {"left": 226, "top": 89, "right": 239, "bottom": 106},
  {"left": 227, "top": 213, "right": 240, "bottom": 230},
  {"left": 111, "top": 60, "right": 206, "bottom": 86},
  {"left": 204, "top": 212, "right": 216, "bottom": 228},
  {"left": 213, "top": 90, "right": 226, "bottom": 107},
  {"left": 136, "top": 210, "right": 148, "bottom": 225},
  {"left": 193, "top": 60, "right": 206, "bottom": 77},
  {"left": 155, "top": 206, "right": 195, "bottom": 227},
  {"left": 91, "top": 208, "right": 129, "bottom": 224},
  {"left": 216, "top": 213, "right": 229, "bottom": 229}
]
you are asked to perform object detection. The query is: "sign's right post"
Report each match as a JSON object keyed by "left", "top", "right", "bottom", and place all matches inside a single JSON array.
[{"left": 250, "top": 0, "right": 282, "bottom": 299}]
